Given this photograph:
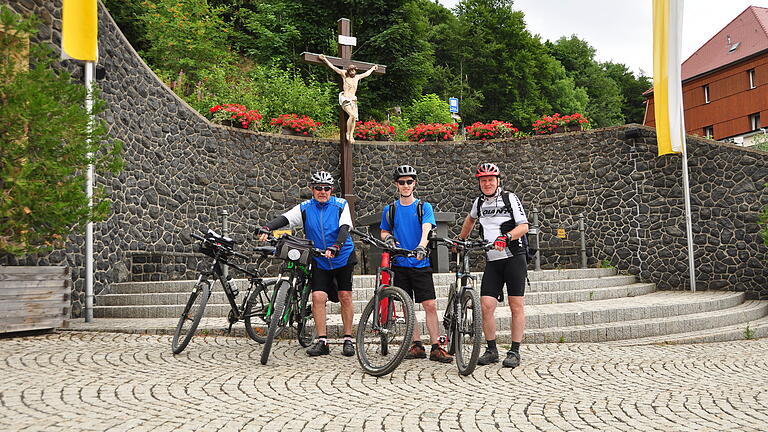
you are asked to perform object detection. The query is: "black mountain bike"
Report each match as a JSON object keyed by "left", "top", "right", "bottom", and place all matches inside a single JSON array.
[
  {"left": 259, "top": 234, "right": 326, "bottom": 365},
  {"left": 350, "top": 228, "right": 417, "bottom": 377},
  {"left": 172, "top": 229, "right": 276, "bottom": 354},
  {"left": 430, "top": 236, "right": 493, "bottom": 375}
]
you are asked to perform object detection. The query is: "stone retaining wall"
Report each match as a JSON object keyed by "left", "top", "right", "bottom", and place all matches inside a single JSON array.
[{"left": 3, "top": 1, "right": 767, "bottom": 317}]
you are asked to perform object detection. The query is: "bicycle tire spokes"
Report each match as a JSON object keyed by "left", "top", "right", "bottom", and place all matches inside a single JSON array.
[
  {"left": 356, "top": 286, "right": 415, "bottom": 377},
  {"left": 454, "top": 288, "right": 482, "bottom": 375}
]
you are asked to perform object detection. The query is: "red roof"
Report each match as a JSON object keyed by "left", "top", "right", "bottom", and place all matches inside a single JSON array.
[{"left": 681, "top": 6, "right": 768, "bottom": 81}]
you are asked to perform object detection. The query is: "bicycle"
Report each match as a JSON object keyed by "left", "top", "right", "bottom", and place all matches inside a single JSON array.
[
  {"left": 259, "top": 234, "right": 326, "bottom": 365},
  {"left": 172, "top": 229, "right": 276, "bottom": 354},
  {"left": 350, "top": 228, "right": 417, "bottom": 377},
  {"left": 430, "top": 236, "right": 493, "bottom": 375}
]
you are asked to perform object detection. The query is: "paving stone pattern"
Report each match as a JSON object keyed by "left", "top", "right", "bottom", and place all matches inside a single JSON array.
[
  {"left": 1, "top": 332, "right": 768, "bottom": 431},
  {"left": 2, "top": 1, "right": 766, "bottom": 319}
]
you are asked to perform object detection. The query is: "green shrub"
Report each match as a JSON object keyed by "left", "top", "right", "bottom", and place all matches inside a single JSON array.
[
  {"left": 403, "top": 94, "right": 453, "bottom": 126},
  {"left": 189, "top": 63, "right": 336, "bottom": 133},
  {"left": 0, "top": 6, "right": 123, "bottom": 255}
]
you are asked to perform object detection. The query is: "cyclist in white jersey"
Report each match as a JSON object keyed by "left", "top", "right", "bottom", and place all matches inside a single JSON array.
[{"left": 457, "top": 163, "right": 529, "bottom": 368}]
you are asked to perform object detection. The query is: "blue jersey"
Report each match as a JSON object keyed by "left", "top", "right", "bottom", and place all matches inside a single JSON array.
[
  {"left": 283, "top": 196, "right": 354, "bottom": 270},
  {"left": 380, "top": 199, "right": 435, "bottom": 268}
]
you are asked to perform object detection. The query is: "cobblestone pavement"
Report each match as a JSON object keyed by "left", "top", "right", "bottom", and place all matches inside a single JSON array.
[{"left": 1, "top": 333, "right": 767, "bottom": 432}]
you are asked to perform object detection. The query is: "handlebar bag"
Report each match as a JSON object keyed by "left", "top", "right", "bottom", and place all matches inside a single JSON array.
[{"left": 275, "top": 235, "right": 314, "bottom": 266}]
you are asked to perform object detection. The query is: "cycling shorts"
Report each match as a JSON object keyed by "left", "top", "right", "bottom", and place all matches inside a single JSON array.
[
  {"left": 480, "top": 255, "right": 527, "bottom": 301},
  {"left": 392, "top": 266, "right": 436, "bottom": 303}
]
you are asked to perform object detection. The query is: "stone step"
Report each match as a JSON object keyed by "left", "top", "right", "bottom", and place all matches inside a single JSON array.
[
  {"left": 105, "top": 268, "right": 618, "bottom": 294},
  {"left": 96, "top": 282, "right": 655, "bottom": 317},
  {"left": 320, "top": 291, "right": 748, "bottom": 338},
  {"left": 517, "top": 300, "right": 768, "bottom": 344},
  {"left": 96, "top": 274, "right": 640, "bottom": 305},
  {"left": 608, "top": 310, "right": 768, "bottom": 345},
  {"left": 80, "top": 298, "right": 768, "bottom": 345},
  {"left": 96, "top": 289, "right": 738, "bottom": 323}
]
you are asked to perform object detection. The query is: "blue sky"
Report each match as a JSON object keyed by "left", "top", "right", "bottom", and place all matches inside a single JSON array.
[{"left": 437, "top": 0, "right": 761, "bottom": 76}]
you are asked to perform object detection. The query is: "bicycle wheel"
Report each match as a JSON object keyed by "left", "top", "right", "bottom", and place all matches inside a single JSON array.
[
  {"left": 296, "top": 283, "right": 315, "bottom": 348},
  {"left": 356, "top": 286, "right": 415, "bottom": 377},
  {"left": 454, "top": 288, "right": 482, "bottom": 376},
  {"left": 244, "top": 281, "right": 275, "bottom": 344},
  {"left": 260, "top": 280, "right": 290, "bottom": 365},
  {"left": 172, "top": 280, "right": 210, "bottom": 354},
  {"left": 445, "top": 283, "right": 458, "bottom": 355}
]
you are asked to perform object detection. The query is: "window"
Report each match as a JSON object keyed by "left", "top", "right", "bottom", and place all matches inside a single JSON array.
[
  {"left": 748, "top": 69, "right": 756, "bottom": 89},
  {"left": 749, "top": 113, "right": 761, "bottom": 131},
  {"left": 703, "top": 126, "right": 714, "bottom": 139},
  {"left": 703, "top": 85, "right": 710, "bottom": 103}
]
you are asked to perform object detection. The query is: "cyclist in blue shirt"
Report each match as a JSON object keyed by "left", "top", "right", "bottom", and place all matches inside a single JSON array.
[
  {"left": 380, "top": 165, "right": 453, "bottom": 363},
  {"left": 258, "top": 171, "right": 356, "bottom": 358}
]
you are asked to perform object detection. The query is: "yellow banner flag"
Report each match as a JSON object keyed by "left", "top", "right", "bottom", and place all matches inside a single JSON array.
[
  {"left": 652, "top": 0, "right": 684, "bottom": 156},
  {"left": 61, "top": 0, "right": 98, "bottom": 62}
]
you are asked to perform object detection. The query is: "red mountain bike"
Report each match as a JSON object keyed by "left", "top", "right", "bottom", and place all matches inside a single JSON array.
[{"left": 351, "top": 228, "right": 416, "bottom": 376}]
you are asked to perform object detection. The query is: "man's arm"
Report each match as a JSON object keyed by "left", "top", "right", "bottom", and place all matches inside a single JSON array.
[
  {"left": 318, "top": 54, "right": 345, "bottom": 76},
  {"left": 356, "top": 64, "right": 378, "bottom": 79},
  {"left": 458, "top": 214, "right": 476, "bottom": 240}
]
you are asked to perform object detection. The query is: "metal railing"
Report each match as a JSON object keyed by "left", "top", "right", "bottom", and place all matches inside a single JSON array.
[{"left": 529, "top": 208, "right": 588, "bottom": 270}]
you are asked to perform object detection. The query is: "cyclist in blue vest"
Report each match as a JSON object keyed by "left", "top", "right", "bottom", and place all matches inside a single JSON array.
[
  {"left": 380, "top": 165, "right": 453, "bottom": 363},
  {"left": 258, "top": 171, "right": 356, "bottom": 357},
  {"left": 457, "top": 163, "right": 529, "bottom": 368}
]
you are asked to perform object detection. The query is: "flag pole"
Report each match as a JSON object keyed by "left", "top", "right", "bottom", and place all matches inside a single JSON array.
[
  {"left": 85, "top": 60, "right": 95, "bottom": 322},
  {"left": 681, "top": 138, "right": 696, "bottom": 292}
]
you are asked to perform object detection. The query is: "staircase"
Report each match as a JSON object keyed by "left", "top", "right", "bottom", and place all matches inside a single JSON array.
[{"left": 94, "top": 268, "right": 768, "bottom": 344}]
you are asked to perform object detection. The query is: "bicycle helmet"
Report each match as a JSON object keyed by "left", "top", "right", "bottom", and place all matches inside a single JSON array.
[
  {"left": 474, "top": 162, "right": 501, "bottom": 178},
  {"left": 393, "top": 165, "right": 417, "bottom": 181},
  {"left": 309, "top": 171, "right": 334, "bottom": 186}
]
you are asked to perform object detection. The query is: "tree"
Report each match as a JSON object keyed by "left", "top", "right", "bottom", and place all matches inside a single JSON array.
[
  {"left": 0, "top": 7, "right": 123, "bottom": 255},
  {"left": 453, "top": 0, "right": 586, "bottom": 128},
  {"left": 603, "top": 62, "right": 652, "bottom": 125},
  {"left": 547, "top": 36, "right": 624, "bottom": 127}
]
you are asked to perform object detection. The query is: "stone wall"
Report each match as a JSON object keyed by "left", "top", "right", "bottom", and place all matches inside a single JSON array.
[{"left": 3, "top": 1, "right": 768, "bottom": 318}]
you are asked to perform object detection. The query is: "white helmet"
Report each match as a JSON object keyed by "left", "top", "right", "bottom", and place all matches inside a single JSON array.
[
  {"left": 309, "top": 171, "right": 334, "bottom": 186},
  {"left": 393, "top": 165, "right": 417, "bottom": 181}
]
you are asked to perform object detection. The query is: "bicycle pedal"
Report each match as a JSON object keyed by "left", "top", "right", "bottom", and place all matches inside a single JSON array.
[{"left": 395, "top": 318, "right": 406, "bottom": 325}]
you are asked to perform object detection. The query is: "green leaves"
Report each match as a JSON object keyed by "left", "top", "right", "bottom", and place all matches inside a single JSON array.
[{"left": 0, "top": 6, "right": 123, "bottom": 256}]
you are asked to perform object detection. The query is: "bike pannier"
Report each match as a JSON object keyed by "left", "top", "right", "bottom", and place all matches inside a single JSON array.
[{"left": 275, "top": 235, "right": 314, "bottom": 266}]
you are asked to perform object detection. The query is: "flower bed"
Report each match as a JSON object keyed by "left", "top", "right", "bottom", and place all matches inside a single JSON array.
[
  {"left": 354, "top": 120, "right": 395, "bottom": 141},
  {"left": 532, "top": 113, "right": 590, "bottom": 135},
  {"left": 270, "top": 114, "right": 322, "bottom": 136},
  {"left": 465, "top": 120, "right": 519, "bottom": 140},
  {"left": 209, "top": 104, "right": 262, "bottom": 129},
  {"left": 405, "top": 123, "right": 458, "bottom": 143}
]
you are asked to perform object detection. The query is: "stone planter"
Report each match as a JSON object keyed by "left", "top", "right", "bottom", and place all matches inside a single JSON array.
[
  {"left": 553, "top": 124, "right": 583, "bottom": 133},
  {"left": 0, "top": 266, "right": 70, "bottom": 334}
]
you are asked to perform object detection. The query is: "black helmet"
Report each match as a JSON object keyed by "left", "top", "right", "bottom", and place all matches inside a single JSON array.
[
  {"left": 393, "top": 165, "right": 417, "bottom": 181},
  {"left": 309, "top": 171, "right": 334, "bottom": 186}
]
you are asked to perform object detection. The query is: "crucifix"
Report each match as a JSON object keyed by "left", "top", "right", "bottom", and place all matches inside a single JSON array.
[{"left": 301, "top": 18, "right": 386, "bottom": 217}]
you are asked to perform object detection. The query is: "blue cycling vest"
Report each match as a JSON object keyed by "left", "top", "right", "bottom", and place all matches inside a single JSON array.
[{"left": 300, "top": 197, "right": 354, "bottom": 270}]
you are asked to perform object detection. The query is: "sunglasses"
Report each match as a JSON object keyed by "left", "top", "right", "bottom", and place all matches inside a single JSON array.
[
  {"left": 313, "top": 186, "right": 332, "bottom": 192},
  {"left": 397, "top": 179, "right": 415, "bottom": 186}
]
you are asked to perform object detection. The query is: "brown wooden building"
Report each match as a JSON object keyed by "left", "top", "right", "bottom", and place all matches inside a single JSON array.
[{"left": 644, "top": 6, "right": 768, "bottom": 146}]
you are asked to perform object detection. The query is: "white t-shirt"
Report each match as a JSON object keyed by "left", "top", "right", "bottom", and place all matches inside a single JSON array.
[{"left": 469, "top": 189, "right": 528, "bottom": 262}]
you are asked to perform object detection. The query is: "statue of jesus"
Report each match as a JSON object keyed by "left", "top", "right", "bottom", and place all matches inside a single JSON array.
[{"left": 318, "top": 54, "right": 378, "bottom": 143}]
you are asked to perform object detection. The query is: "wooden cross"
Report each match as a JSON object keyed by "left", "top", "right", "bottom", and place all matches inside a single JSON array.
[{"left": 301, "top": 18, "right": 386, "bottom": 217}]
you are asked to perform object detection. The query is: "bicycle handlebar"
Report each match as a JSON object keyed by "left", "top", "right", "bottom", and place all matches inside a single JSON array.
[
  {"left": 191, "top": 231, "right": 249, "bottom": 259},
  {"left": 258, "top": 234, "right": 327, "bottom": 257},
  {"left": 430, "top": 236, "right": 494, "bottom": 252},
  {"left": 350, "top": 228, "right": 418, "bottom": 258}
]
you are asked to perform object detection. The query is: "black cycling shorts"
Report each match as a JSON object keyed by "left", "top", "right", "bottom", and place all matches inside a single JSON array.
[
  {"left": 392, "top": 266, "right": 436, "bottom": 303},
  {"left": 311, "top": 262, "right": 355, "bottom": 303},
  {"left": 480, "top": 254, "right": 527, "bottom": 301}
]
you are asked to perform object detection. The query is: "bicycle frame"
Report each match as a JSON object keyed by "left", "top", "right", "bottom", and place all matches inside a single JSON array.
[
  {"left": 265, "top": 261, "right": 311, "bottom": 325},
  {"left": 199, "top": 252, "right": 264, "bottom": 321}
]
